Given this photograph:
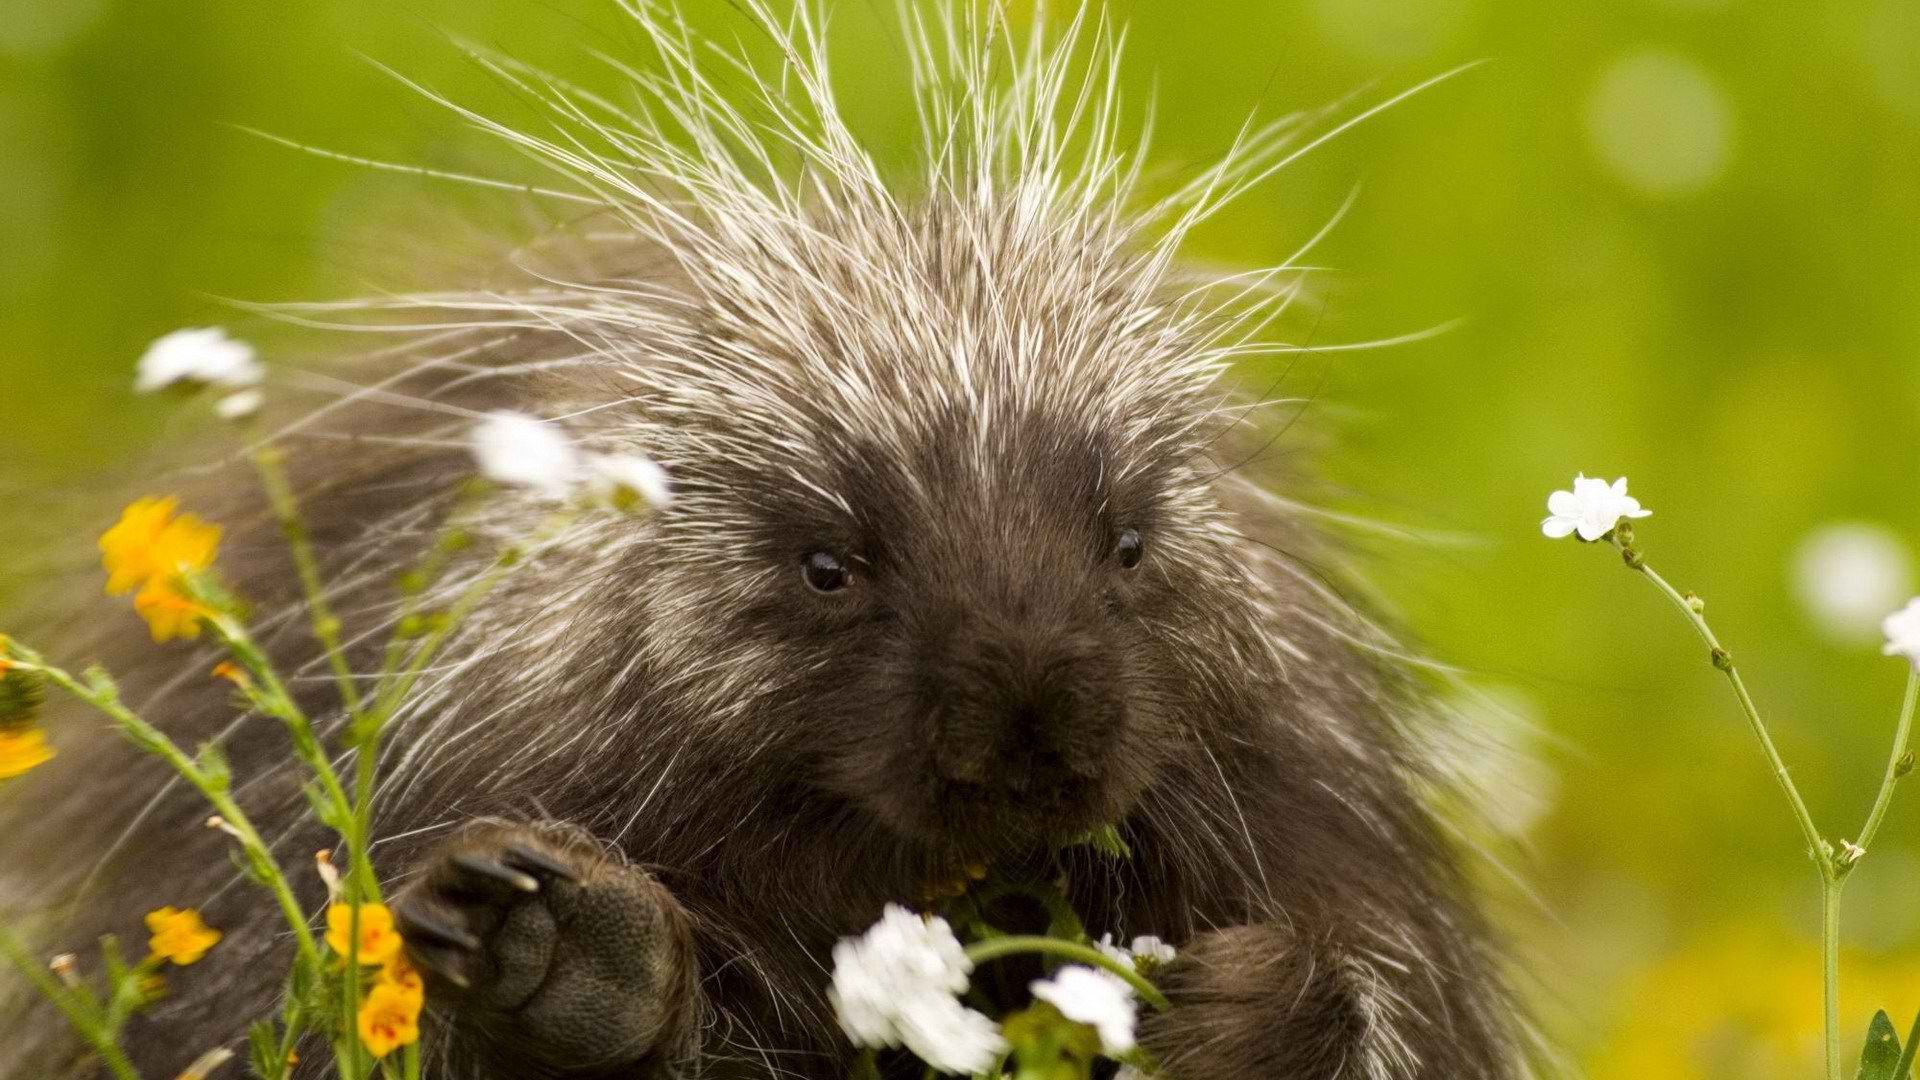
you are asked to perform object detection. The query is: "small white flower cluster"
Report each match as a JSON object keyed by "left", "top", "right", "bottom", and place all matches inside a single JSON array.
[
  {"left": 1030, "top": 965, "right": 1138, "bottom": 1055},
  {"left": 1541, "top": 474, "right": 1651, "bottom": 542},
  {"left": 1096, "top": 933, "right": 1176, "bottom": 970},
  {"left": 134, "top": 327, "right": 265, "bottom": 420},
  {"left": 469, "top": 410, "right": 672, "bottom": 512},
  {"left": 829, "top": 905, "right": 1005, "bottom": 1074}
]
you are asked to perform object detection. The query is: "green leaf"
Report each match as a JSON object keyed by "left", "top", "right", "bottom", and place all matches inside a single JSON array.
[
  {"left": 247, "top": 1019, "right": 285, "bottom": 1079},
  {"left": 1896, "top": 1008, "right": 1920, "bottom": 1080},
  {"left": 1859, "top": 1009, "right": 1902, "bottom": 1080}
]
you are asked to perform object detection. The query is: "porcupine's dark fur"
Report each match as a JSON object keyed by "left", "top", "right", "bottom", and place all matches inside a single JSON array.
[{"left": 1, "top": 3, "right": 1532, "bottom": 1078}]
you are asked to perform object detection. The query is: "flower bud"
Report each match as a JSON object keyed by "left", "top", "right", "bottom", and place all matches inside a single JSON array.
[
  {"left": 0, "top": 654, "right": 45, "bottom": 725},
  {"left": 49, "top": 953, "right": 80, "bottom": 989}
]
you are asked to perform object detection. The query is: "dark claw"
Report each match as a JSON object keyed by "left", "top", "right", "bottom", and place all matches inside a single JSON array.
[
  {"left": 451, "top": 853, "right": 540, "bottom": 894},
  {"left": 501, "top": 843, "right": 580, "bottom": 884},
  {"left": 405, "top": 943, "right": 472, "bottom": 990},
  {"left": 395, "top": 900, "right": 482, "bottom": 951}
]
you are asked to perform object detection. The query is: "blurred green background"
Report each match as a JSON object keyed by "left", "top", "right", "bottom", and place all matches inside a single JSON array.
[{"left": 3, "top": 1, "right": 1918, "bottom": 1075}]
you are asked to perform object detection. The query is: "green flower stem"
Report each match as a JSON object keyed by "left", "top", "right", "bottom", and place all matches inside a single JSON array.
[
  {"left": 205, "top": 612, "right": 356, "bottom": 823},
  {"left": 962, "top": 937, "right": 1171, "bottom": 1011},
  {"left": 1852, "top": 667, "right": 1920, "bottom": 858},
  {"left": 10, "top": 651, "right": 321, "bottom": 975},
  {"left": 251, "top": 447, "right": 364, "bottom": 720},
  {"left": 1615, "top": 534, "right": 1846, "bottom": 1080},
  {"left": 372, "top": 539, "right": 531, "bottom": 719},
  {"left": 1821, "top": 880, "right": 1842, "bottom": 1080},
  {"left": 1622, "top": 553, "right": 1828, "bottom": 868},
  {"left": 0, "top": 928, "right": 142, "bottom": 1080}
]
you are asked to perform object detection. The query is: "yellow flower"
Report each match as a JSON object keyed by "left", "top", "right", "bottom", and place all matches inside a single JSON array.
[
  {"left": 101, "top": 497, "right": 219, "bottom": 595},
  {"left": 99, "top": 498, "right": 221, "bottom": 642},
  {"left": 356, "top": 981, "right": 422, "bottom": 1058},
  {"left": 378, "top": 949, "right": 424, "bottom": 1002},
  {"left": 145, "top": 907, "right": 222, "bottom": 966},
  {"left": 327, "top": 903, "right": 401, "bottom": 966},
  {"left": 132, "top": 581, "right": 212, "bottom": 643},
  {"left": 0, "top": 726, "right": 54, "bottom": 779}
]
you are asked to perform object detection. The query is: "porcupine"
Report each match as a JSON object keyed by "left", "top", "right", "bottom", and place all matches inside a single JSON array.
[{"left": 1, "top": 3, "right": 1530, "bottom": 1078}]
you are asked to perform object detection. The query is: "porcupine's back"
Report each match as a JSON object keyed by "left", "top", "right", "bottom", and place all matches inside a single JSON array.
[{"left": 0, "top": 4, "right": 1524, "bottom": 1077}]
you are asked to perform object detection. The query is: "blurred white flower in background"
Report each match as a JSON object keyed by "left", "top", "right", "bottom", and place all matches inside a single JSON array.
[
  {"left": 1030, "top": 965, "right": 1138, "bottom": 1055},
  {"left": 1541, "top": 474, "right": 1651, "bottom": 542},
  {"left": 1793, "top": 523, "right": 1913, "bottom": 644},
  {"left": 1882, "top": 598, "right": 1920, "bottom": 668},
  {"left": 1586, "top": 49, "right": 1733, "bottom": 198},
  {"left": 829, "top": 905, "right": 1005, "bottom": 1073},
  {"left": 134, "top": 327, "right": 264, "bottom": 394},
  {"left": 586, "top": 453, "right": 673, "bottom": 511},
  {"left": 214, "top": 389, "right": 264, "bottom": 421},
  {"left": 470, "top": 411, "right": 582, "bottom": 501}
]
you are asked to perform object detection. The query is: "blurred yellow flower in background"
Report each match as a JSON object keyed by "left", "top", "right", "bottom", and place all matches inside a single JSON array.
[
  {"left": 1590, "top": 923, "right": 1920, "bottom": 1080},
  {"left": 145, "top": 906, "right": 221, "bottom": 966},
  {"left": 0, "top": 726, "right": 54, "bottom": 779},
  {"left": 130, "top": 583, "right": 211, "bottom": 643},
  {"left": 98, "top": 497, "right": 221, "bottom": 642},
  {"left": 326, "top": 902, "right": 401, "bottom": 966},
  {"left": 100, "top": 497, "right": 218, "bottom": 595}
]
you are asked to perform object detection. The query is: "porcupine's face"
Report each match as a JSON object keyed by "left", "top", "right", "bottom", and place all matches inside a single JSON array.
[
  {"left": 632, "top": 339, "right": 1232, "bottom": 857},
  {"left": 800, "top": 420, "right": 1177, "bottom": 852}
]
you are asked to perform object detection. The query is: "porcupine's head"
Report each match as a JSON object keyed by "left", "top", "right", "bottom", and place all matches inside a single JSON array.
[{"left": 384, "top": 2, "right": 1323, "bottom": 863}]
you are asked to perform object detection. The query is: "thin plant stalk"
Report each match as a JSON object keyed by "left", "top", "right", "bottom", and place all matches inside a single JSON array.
[
  {"left": 252, "top": 446, "right": 365, "bottom": 719},
  {"left": 1614, "top": 525, "right": 1920, "bottom": 1080}
]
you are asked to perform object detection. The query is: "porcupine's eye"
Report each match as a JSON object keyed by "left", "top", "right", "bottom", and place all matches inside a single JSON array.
[
  {"left": 1113, "top": 528, "right": 1144, "bottom": 569},
  {"left": 801, "top": 550, "right": 851, "bottom": 593}
]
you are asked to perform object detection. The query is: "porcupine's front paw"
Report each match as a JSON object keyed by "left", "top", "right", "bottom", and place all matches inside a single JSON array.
[
  {"left": 394, "top": 821, "right": 697, "bottom": 1078},
  {"left": 1139, "top": 925, "right": 1382, "bottom": 1080}
]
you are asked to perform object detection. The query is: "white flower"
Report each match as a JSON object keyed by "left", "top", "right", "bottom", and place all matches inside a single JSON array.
[
  {"left": 1794, "top": 524, "right": 1914, "bottom": 644},
  {"left": 1030, "top": 965, "right": 1137, "bottom": 1055},
  {"left": 585, "top": 453, "right": 673, "bottom": 511},
  {"left": 893, "top": 992, "right": 1007, "bottom": 1075},
  {"left": 470, "top": 411, "right": 582, "bottom": 501},
  {"left": 135, "top": 328, "right": 264, "bottom": 393},
  {"left": 1540, "top": 474, "right": 1651, "bottom": 542},
  {"left": 1882, "top": 598, "right": 1920, "bottom": 668},
  {"left": 1096, "top": 934, "right": 1176, "bottom": 970},
  {"left": 214, "top": 389, "right": 264, "bottom": 421},
  {"left": 1124, "top": 935, "right": 1175, "bottom": 966},
  {"left": 829, "top": 905, "right": 1005, "bottom": 1072}
]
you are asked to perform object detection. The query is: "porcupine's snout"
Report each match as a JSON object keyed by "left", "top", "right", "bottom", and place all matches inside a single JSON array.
[{"left": 916, "top": 607, "right": 1125, "bottom": 796}]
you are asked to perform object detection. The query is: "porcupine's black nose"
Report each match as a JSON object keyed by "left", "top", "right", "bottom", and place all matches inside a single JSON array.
[{"left": 918, "top": 610, "right": 1123, "bottom": 791}]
